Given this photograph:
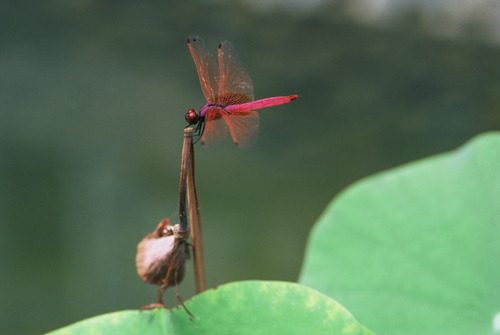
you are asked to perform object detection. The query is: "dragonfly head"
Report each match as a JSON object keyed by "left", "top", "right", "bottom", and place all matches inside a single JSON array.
[{"left": 185, "top": 109, "right": 199, "bottom": 125}]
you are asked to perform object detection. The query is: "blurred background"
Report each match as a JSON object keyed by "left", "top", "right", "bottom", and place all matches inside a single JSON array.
[{"left": 1, "top": 0, "right": 499, "bottom": 334}]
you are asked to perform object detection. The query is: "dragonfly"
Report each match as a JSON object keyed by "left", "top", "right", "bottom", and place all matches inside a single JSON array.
[{"left": 185, "top": 34, "right": 299, "bottom": 148}]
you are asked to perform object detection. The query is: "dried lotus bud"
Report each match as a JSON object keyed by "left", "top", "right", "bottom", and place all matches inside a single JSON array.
[{"left": 135, "top": 218, "right": 188, "bottom": 287}]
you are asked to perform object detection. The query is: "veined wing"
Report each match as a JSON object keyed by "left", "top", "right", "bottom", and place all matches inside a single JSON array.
[
  {"left": 221, "top": 111, "right": 259, "bottom": 148},
  {"left": 187, "top": 34, "right": 219, "bottom": 104},
  {"left": 201, "top": 108, "right": 229, "bottom": 149},
  {"left": 217, "top": 40, "right": 254, "bottom": 107}
]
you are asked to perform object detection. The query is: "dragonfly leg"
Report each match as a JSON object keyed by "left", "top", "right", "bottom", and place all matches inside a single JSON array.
[{"left": 191, "top": 120, "right": 205, "bottom": 145}]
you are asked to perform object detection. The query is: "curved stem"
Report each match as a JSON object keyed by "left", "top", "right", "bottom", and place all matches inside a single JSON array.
[
  {"left": 186, "top": 130, "right": 206, "bottom": 293},
  {"left": 178, "top": 129, "right": 192, "bottom": 235}
]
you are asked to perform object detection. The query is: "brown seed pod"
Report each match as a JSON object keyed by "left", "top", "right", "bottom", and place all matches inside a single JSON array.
[
  {"left": 135, "top": 219, "right": 192, "bottom": 317},
  {"left": 136, "top": 218, "right": 188, "bottom": 287}
]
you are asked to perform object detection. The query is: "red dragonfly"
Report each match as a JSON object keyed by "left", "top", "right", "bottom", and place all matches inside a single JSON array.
[{"left": 185, "top": 34, "right": 299, "bottom": 148}]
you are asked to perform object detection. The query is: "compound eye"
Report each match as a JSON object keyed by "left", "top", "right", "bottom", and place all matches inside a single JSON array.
[{"left": 185, "top": 109, "right": 199, "bottom": 125}]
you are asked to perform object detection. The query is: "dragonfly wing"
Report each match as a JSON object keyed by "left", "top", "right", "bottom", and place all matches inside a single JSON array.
[
  {"left": 217, "top": 40, "right": 254, "bottom": 107},
  {"left": 188, "top": 34, "right": 219, "bottom": 104},
  {"left": 201, "top": 108, "right": 229, "bottom": 149},
  {"left": 221, "top": 111, "right": 259, "bottom": 148}
]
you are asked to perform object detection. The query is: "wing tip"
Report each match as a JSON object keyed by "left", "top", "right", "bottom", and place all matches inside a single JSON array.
[
  {"left": 234, "top": 139, "right": 256, "bottom": 149},
  {"left": 188, "top": 34, "right": 199, "bottom": 44}
]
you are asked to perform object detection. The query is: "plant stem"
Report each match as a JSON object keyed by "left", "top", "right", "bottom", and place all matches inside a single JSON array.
[
  {"left": 185, "top": 129, "right": 206, "bottom": 293},
  {"left": 178, "top": 129, "right": 192, "bottom": 235}
]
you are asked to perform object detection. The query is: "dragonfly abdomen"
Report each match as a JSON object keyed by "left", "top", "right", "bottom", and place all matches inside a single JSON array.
[{"left": 225, "top": 95, "right": 299, "bottom": 113}]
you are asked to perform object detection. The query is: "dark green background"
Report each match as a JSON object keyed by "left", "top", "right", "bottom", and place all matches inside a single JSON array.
[{"left": 1, "top": 1, "right": 499, "bottom": 334}]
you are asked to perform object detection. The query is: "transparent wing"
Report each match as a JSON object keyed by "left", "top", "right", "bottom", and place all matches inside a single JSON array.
[
  {"left": 187, "top": 34, "right": 219, "bottom": 104},
  {"left": 201, "top": 108, "right": 229, "bottom": 149},
  {"left": 217, "top": 40, "right": 254, "bottom": 107},
  {"left": 221, "top": 111, "right": 259, "bottom": 148}
]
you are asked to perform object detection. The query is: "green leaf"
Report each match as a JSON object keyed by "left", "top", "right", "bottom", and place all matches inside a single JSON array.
[
  {"left": 46, "top": 281, "right": 375, "bottom": 335},
  {"left": 299, "top": 132, "right": 500, "bottom": 335}
]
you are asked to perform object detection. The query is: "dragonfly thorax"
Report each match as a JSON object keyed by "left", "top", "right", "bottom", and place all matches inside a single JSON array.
[{"left": 185, "top": 109, "right": 199, "bottom": 125}]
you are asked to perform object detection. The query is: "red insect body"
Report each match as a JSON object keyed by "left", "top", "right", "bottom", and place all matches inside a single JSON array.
[{"left": 187, "top": 34, "right": 299, "bottom": 148}]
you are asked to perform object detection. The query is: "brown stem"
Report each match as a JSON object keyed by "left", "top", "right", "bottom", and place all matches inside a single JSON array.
[
  {"left": 175, "top": 281, "right": 194, "bottom": 319},
  {"left": 185, "top": 129, "right": 206, "bottom": 294},
  {"left": 178, "top": 129, "right": 192, "bottom": 235}
]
